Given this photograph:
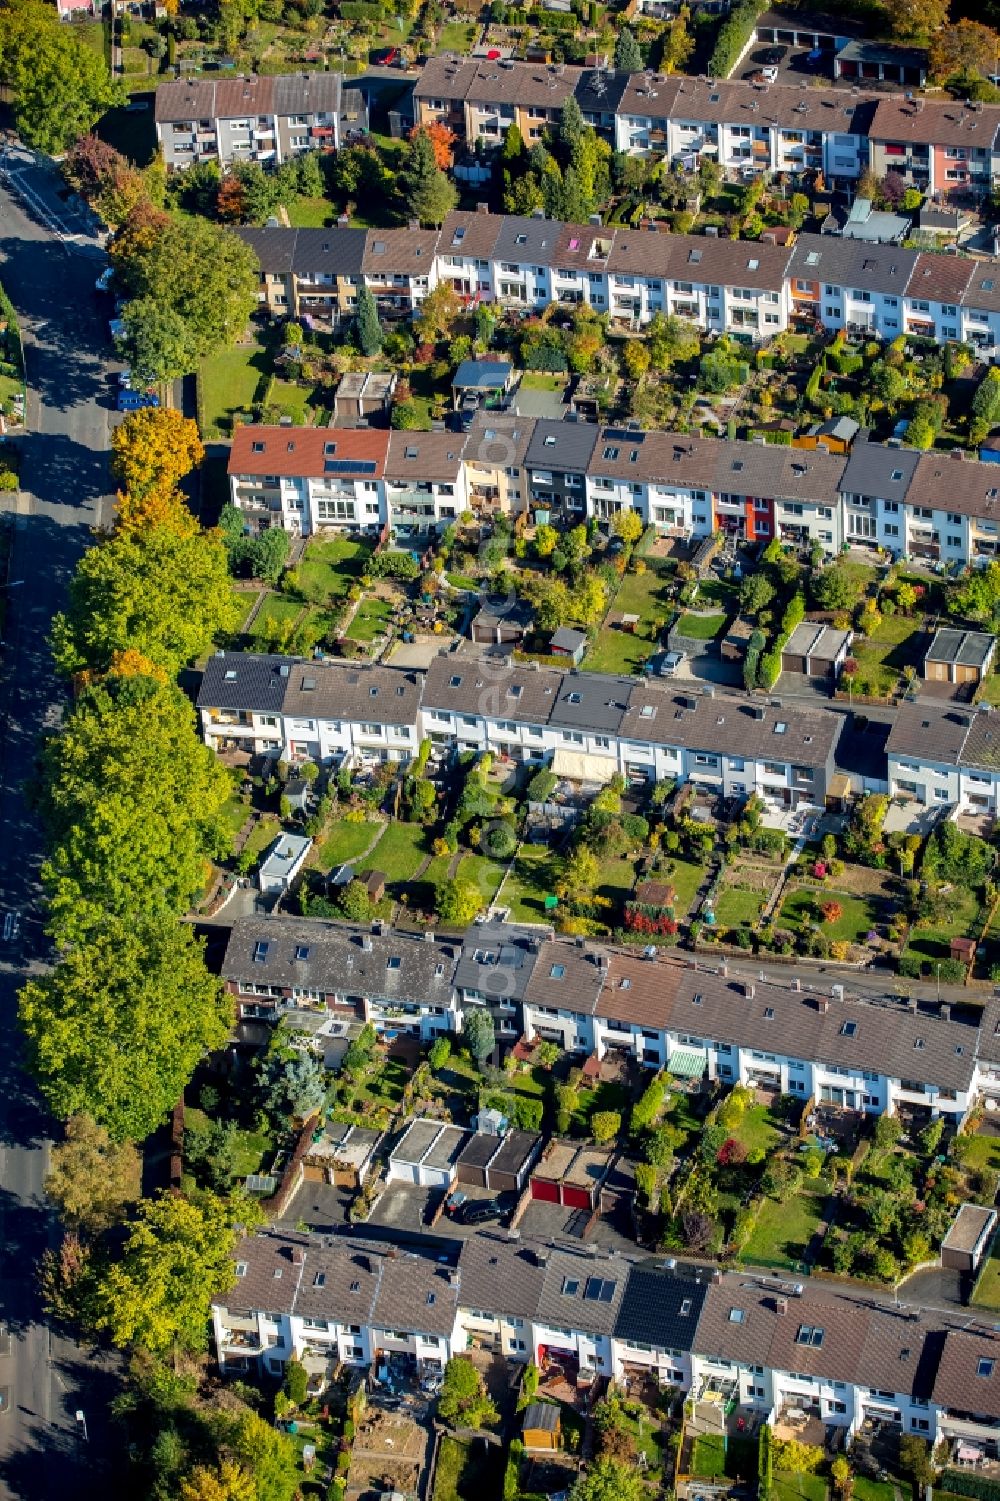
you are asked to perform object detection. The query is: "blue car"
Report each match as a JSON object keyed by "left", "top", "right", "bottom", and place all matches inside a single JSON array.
[{"left": 116, "top": 389, "right": 160, "bottom": 412}]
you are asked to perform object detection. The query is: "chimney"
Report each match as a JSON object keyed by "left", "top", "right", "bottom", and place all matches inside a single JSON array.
[
  {"left": 711, "top": 1268, "right": 723, "bottom": 1284},
  {"left": 775, "top": 1296, "right": 788, "bottom": 1316},
  {"left": 448, "top": 1268, "right": 460, "bottom": 1286},
  {"left": 535, "top": 1249, "right": 550, "bottom": 1267},
  {"left": 793, "top": 978, "right": 802, "bottom": 992},
  {"left": 908, "top": 997, "right": 918, "bottom": 1013},
  {"left": 476, "top": 201, "right": 490, "bottom": 215},
  {"left": 291, "top": 1245, "right": 305, "bottom": 1265},
  {"left": 743, "top": 982, "right": 755, "bottom": 999},
  {"left": 361, "top": 935, "right": 373, "bottom": 952},
  {"left": 816, "top": 996, "right": 829, "bottom": 1013},
  {"left": 424, "top": 930, "right": 436, "bottom": 943},
  {"left": 941, "top": 1002, "right": 951, "bottom": 1021},
  {"left": 721, "top": 963, "right": 728, "bottom": 978}
]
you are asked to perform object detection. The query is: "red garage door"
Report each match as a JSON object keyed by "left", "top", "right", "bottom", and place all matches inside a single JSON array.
[
  {"left": 562, "top": 1186, "right": 591, "bottom": 1210},
  {"left": 531, "top": 1178, "right": 560, "bottom": 1203}
]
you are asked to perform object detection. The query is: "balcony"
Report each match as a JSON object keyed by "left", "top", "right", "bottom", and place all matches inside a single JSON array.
[{"left": 221, "top": 1329, "right": 265, "bottom": 1352}]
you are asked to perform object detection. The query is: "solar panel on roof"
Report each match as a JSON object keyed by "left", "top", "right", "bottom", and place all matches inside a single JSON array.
[
  {"left": 324, "top": 459, "right": 377, "bottom": 475},
  {"left": 604, "top": 427, "right": 644, "bottom": 443}
]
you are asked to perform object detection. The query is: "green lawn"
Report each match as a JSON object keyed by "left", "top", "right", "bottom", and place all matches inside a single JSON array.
[
  {"left": 778, "top": 888, "right": 875, "bottom": 945},
  {"left": 853, "top": 1480, "right": 897, "bottom": 1501},
  {"left": 582, "top": 559, "right": 676, "bottom": 675},
  {"left": 242, "top": 814, "right": 282, "bottom": 864},
  {"left": 456, "top": 853, "right": 506, "bottom": 908},
  {"left": 367, "top": 821, "right": 430, "bottom": 885},
  {"left": 732, "top": 1102, "right": 780, "bottom": 1156},
  {"left": 346, "top": 594, "right": 395, "bottom": 643},
  {"left": 740, "top": 1185, "right": 827, "bottom": 1272},
  {"left": 283, "top": 195, "right": 336, "bottom": 227},
  {"left": 199, "top": 339, "right": 271, "bottom": 438},
  {"left": 973, "top": 1240, "right": 1000, "bottom": 1310},
  {"left": 676, "top": 611, "right": 727, "bottom": 639},
  {"left": 712, "top": 884, "right": 766, "bottom": 931},
  {"left": 851, "top": 611, "right": 924, "bottom": 697},
  {"left": 519, "top": 372, "right": 569, "bottom": 393},
  {"left": 221, "top": 792, "right": 252, "bottom": 850},
  {"left": 773, "top": 1473, "right": 828, "bottom": 1501},
  {"left": 571, "top": 1079, "right": 628, "bottom": 1135},
  {"left": 690, "top": 1434, "right": 757, "bottom": 1482},
  {"left": 267, "top": 377, "right": 314, "bottom": 425},
  {"left": 230, "top": 584, "right": 254, "bottom": 633},
  {"left": 502, "top": 845, "right": 561, "bottom": 923},
  {"left": 664, "top": 859, "right": 705, "bottom": 916},
  {"left": 297, "top": 536, "right": 372, "bottom": 604},
  {"left": 905, "top": 885, "right": 980, "bottom": 963},
  {"left": 595, "top": 855, "right": 637, "bottom": 914},
  {"left": 447, "top": 572, "right": 479, "bottom": 591},
  {"left": 959, "top": 1129, "right": 1000, "bottom": 1175},
  {"left": 318, "top": 817, "right": 380, "bottom": 869},
  {"left": 433, "top": 1436, "right": 500, "bottom": 1501},
  {"left": 248, "top": 594, "right": 304, "bottom": 644},
  {"left": 437, "top": 20, "right": 477, "bottom": 48},
  {"left": 184, "top": 1107, "right": 273, "bottom": 1179}
]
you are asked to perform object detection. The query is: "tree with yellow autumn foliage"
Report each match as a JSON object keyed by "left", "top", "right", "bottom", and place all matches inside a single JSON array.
[{"left": 111, "top": 407, "right": 204, "bottom": 503}]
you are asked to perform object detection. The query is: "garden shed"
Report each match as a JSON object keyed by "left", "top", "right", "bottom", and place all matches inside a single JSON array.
[
  {"left": 522, "top": 1403, "right": 561, "bottom": 1452},
  {"left": 549, "top": 627, "right": 587, "bottom": 665}
]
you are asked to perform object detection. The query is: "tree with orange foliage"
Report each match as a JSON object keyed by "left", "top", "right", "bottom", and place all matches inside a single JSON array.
[
  {"left": 111, "top": 407, "right": 204, "bottom": 503},
  {"left": 216, "top": 175, "right": 246, "bottom": 223},
  {"left": 109, "top": 198, "right": 171, "bottom": 277},
  {"left": 115, "top": 486, "right": 198, "bottom": 539},
  {"left": 409, "top": 121, "right": 456, "bottom": 170}
]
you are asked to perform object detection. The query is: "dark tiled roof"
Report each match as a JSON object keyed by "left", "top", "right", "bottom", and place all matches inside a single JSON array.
[
  {"left": 373, "top": 1251, "right": 461, "bottom": 1337},
  {"left": 523, "top": 941, "right": 606, "bottom": 1014},
  {"left": 906, "top": 449, "right": 1000, "bottom": 521},
  {"left": 282, "top": 659, "right": 421, "bottom": 727},
  {"left": 622, "top": 685, "right": 840, "bottom": 769},
  {"left": 214, "top": 75, "right": 276, "bottom": 119},
  {"left": 458, "top": 1233, "right": 547, "bottom": 1319},
  {"left": 548, "top": 670, "right": 632, "bottom": 733},
  {"left": 871, "top": 94, "right": 1000, "bottom": 151},
  {"left": 960, "top": 710, "right": 1000, "bottom": 773},
  {"left": 439, "top": 210, "right": 505, "bottom": 260},
  {"left": 224, "top": 1231, "right": 307, "bottom": 1316},
  {"left": 525, "top": 418, "right": 600, "bottom": 473},
  {"left": 362, "top": 227, "right": 439, "bottom": 276},
  {"left": 536, "top": 1246, "right": 627, "bottom": 1336},
  {"left": 963, "top": 262, "right": 1000, "bottom": 314},
  {"left": 386, "top": 431, "right": 463, "bottom": 482},
  {"left": 597, "top": 953, "right": 683, "bottom": 1027},
  {"left": 221, "top": 915, "right": 459, "bottom": 1003},
  {"left": 615, "top": 1260, "right": 708, "bottom": 1351},
  {"left": 272, "top": 71, "right": 342, "bottom": 117},
  {"left": 463, "top": 59, "right": 582, "bottom": 109},
  {"left": 932, "top": 1326, "right": 1000, "bottom": 1418},
  {"left": 234, "top": 226, "right": 368, "bottom": 278},
  {"left": 713, "top": 442, "right": 846, "bottom": 505},
  {"left": 906, "top": 252, "right": 974, "bottom": 305},
  {"left": 155, "top": 77, "right": 218, "bottom": 123},
  {"left": 493, "top": 215, "right": 562, "bottom": 267},
  {"left": 462, "top": 410, "right": 538, "bottom": 472},
  {"left": 454, "top": 359, "right": 512, "bottom": 390},
  {"left": 788, "top": 234, "right": 918, "bottom": 297},
  {"left": 422, "top": 653, "right": 562, "bottom": 727},
  {"left": 575, "top": 68, "right": 633, "bottom": 116},
  {"left": 198, "top": 651, "right": 293, "bottom": 714},
  {"left": 839, "top": 439, "right": 921, "bottom": 501},
  {"left": 454, "top": 922, "right": 543, "bottom": 1003},
  {"left": 885, "top": 702, "right": 972, "bottom": 766}
]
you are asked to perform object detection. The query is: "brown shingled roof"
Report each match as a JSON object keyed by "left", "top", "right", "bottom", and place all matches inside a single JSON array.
[{"left": 871, "top": 94, "right": 1000, "bottom": 150}]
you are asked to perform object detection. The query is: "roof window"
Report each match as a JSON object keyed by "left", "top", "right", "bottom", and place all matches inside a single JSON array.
[
  {"left": 294, "top": 946, "right": 310, "bottom": 961},
  {"left": 841, "top": 1021, "right": 857, "bottom": 1037},
  {"left": 729, "top": 1308, "right": 745, "bottom": 1323},
  {"left": 584, "top": 1277, "right": 617, "bottom": 1302},
  {"left": 562, "top": 1277, "right": 580, "bottom": 1295},
  {"left": 979, "top": 1358, "right": 995, "bottom": 1378},
  {"left": 796, "top": 1325, "right": 824, "bottom": 1348},
  {"left": 550, "top": 964, "right": 566, "bottom": 979},
  {"left": 387, "top": 956, "right": 402, "bottom": 971},
  {"left": 253, "top": 941, "right": 270, "bottom": 964},
  {"left": 314, "top": 1272, "right": 326, "bottom": 1287}
]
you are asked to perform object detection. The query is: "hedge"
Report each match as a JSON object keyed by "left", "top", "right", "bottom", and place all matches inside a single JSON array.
[
  {"left": 709, "top": 0, "right": 768, "bottom": 77},
  {"left": 940, "top": 1473, "right": 1000, "bottom": 1501}
]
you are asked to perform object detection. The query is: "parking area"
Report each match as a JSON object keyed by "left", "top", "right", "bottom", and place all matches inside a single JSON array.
[
  {"left": 517, "top": 1196, "right": 640, "bottom": 1255},
  {"left": 365, "top": 1179, "right": 516, "bottom": 1239}
]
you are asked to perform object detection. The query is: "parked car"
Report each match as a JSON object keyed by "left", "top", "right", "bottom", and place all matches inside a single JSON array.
[
  {"left": 759, "top": 45, "right": 787, "bottom": 64},
  {"left": 116, "top": 390, "right": 159, "bottom": 412},
  {"left": 373, "top": 46, "right": 400, "bottom": 65},
  {"left": 444, "top": 1189, "right": 468, "bottom": 1216},
  {"left": 95, "top": 266, "right": 114, "bottom": 294},
  {"left": 804, "top": 47, "right": 825, "bottom": 69},
  {"left": 660, "top": 650, "right": 687, "bottom": 678},
  {"left": 761, "top": 65, "right": 779, "bottom": 82},
  {"left": 456, "top": 1198, "right": 504, "bottom": 1226}
]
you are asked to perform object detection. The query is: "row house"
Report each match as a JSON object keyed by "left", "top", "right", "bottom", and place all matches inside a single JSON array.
[
  {"left": 869, "top": 95, "right": 1000, "bottom": 200},
  {"left": 520, "top": 947, "right": 993, "bottom": 1122},
  {"left": 227, "top": 424, "right": 388, "bottom": 537},
  {"left": 235, "top": 227, "right": 368, "bottom": 325},
  {"left": 615, "top": 73, "right": 876, "bottom": 185},
  {"left": 200, "top": 644, "right": 841, "bottom": 796},
  {"left": 384, "top": 431, "right": 467, "bottom": 540},
  {"left": 413, "top": 54, "right": 583, "bottom": 150},
  {"left": 154, "top": 72, "right": 360, "bottom": 171},
  {"left": 214, "top": 1226, "right": 1000, "bottom": 1458},
  {"left": 198, "top": 652, "right": 423, "bottom": 766},
  {"left": 887, "top": 702, "right": 1000, "bottom": 818},
  {"left": 461, "top": 409, "right": 536, "bottom": 518},
  {"left": 361, "top": 227, "right": 439, "bottom": 321},
  {"left": 220, "top": 915, "right": 460, "bottom": 1040},
  {"left": 213, "top": 1233, "right": 463, "bottom": 1384},
  {"left": 838, "top": 440, "right": 1000, "bottom": 565}
]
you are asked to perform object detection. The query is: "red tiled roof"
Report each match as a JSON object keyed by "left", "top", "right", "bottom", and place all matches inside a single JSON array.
[{"left": 228, "top": 424, "right": 389, "bottom": 479}]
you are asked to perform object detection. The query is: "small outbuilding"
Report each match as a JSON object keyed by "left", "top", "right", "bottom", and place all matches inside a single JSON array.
[
  {"left": 388, "top": 1118, "right": 472, "bottom": 1188},
  {"left": 781, "top": 621, "right": 852, "bottom": 680},
  {"left": 333, "top": 370, "right": 396, "bottom": 427},
  {"left": 258, "top": 832, "right": 313, "bottom": 894},
  {"left": 950, "top": 936, "right": 976, "bottom": 966},
  {"left": 721, "top": 615, "right": 756, "bottom": 664},
  {"left": 942, "top": 1203, "right": 997, "bottom": 1274},
  {"left": 924, "top": 628, "right": 996, "bottom": 686},
  {"left": 359, "top": 870, "right": 387, "bottom": 904},
  {"left": 470, "top": 595, "right": 534, "bottom": 647},
  {"left": 549, "top": 627, "right": 587, "bottom": 665},
  {"left": 284, "top": 777, "right": 311, "bottom": 813},
  {"left": 522, "top": 1402, "right": 561, "bottom": 1452}
]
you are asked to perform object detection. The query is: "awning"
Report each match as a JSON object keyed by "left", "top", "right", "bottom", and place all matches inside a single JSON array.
[
  {"left": 551, "top": 747, "right": 617, "bottom": 783},
  {"left": 667, "top": 1048, "right": 706, "bottom": 1079}
]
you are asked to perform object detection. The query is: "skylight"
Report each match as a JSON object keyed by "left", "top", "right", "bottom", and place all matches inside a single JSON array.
[
  {"left": 562, "top": 1278, "right": 580, "bottom": 1295},
  {"left": 841, "top": 1021, "right": 857, "bottom": 1037},
  {"left": 729, "top": 1308, "right": 745, "bottom": 1323},
  {"left": 387, "top": 956, "right": 402, "bottom": 970},
  {"left": 796, "top": 1325, "right": 824, "bottom": 1348},
  {"left": 550, "top": 964, "right": 566, "bottom": 979},
  {"left": 584, "top": 1277, "right": 617, "bottom": 1303},
  {"left": 979, "top": 1358, "right": 995, "bottom": 1378}
]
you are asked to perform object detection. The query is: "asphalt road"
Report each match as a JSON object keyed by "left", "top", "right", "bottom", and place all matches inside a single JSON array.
[{"left": 0, "top": 150, "right": 121, "bottom": 1499}]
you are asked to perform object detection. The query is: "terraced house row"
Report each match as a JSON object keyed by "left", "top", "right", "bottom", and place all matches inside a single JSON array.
[
  {"left": 214, "top": 1224, "right": 1000, "bottom": 1458},
  {"left": 220, "top": 912, "right": 1000, "bottom": 1122},
  {"left": 229, "top": 416, "right": 1000, "bottom": 566},
  {"left": 238, "top": 212, "right": 1000, "bottom": 349},
  {"left": 198, "top": 649, "right": 844, "bottom": 798},
  {"left": 412, "top": 58, "right": 1000, "bottom": 197}
]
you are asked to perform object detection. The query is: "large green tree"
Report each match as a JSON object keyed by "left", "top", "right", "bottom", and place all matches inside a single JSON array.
[
  {"left": 400, "top": 129, "right": 457, "bottom": 226},
  {"left": 355, "top": 284, "right": 383, "bottom": 357},
  {"left": 116, "top": 217, "right": 259, "bottom": 377},
  {"left": 120, "top": 298, "right": 202, "bottom": 386},
  {"left": 20, "top": 914, "right": 231, "bottom": 1141},
  {"left": 51, "top": 524, "right": 241, "bottom": 678},
  {"left": 45, "top": 1114, "right": 140, "bottom": 1233},
  {"left": 91, "top": 1190, "right": 245, "bottom": 1352},
  {"left": 0, "top": 0, "right": 124, "bottom": 152},
  {"left": 39, "top": 675, "right": 231, "bottom": 939}
]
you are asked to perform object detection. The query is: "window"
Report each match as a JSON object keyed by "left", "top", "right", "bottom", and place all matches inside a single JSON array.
[
  {"left": 979, "top": 1358, "right": 995, "bottom": 1378},
  {"left": 550, "top": 963, "right": 566, "bottom": 980},
  {"left": 729, "top": 1308, "right": 746, "bottom": 1323},
  {"left": 796, "top": 1325, "right": 824, "bottom": 1348},
  {"left": 387, "top": 956, "right": 402, "bottom": 971},
  {"left": 841, "top": 1021, "right": 857, "bottom": 1037}
]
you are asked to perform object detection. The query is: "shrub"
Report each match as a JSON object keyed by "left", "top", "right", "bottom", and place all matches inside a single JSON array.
[{"left": 820, "top": 900, "right": 843, "bottom": 925}]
